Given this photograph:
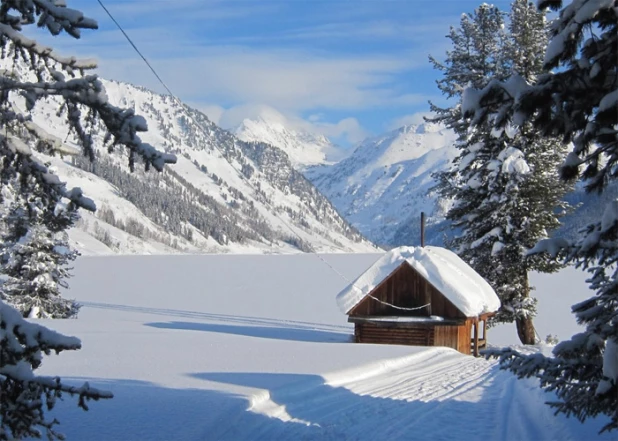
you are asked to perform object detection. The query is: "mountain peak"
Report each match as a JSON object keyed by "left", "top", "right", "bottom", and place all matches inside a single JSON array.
[
  {"left": 234, "top": 114, "right": 345, "bottom": 170},
  {"left": 308, "top": 122, "right": 457, "bottom": 246},
  {"left": 396, "top": 122, "right": 443, "bottom": 136}
]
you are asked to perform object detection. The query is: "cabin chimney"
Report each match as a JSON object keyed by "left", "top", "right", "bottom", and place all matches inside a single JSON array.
[{"left": 420, "top": 212, "right": 425, "bottom": 247}]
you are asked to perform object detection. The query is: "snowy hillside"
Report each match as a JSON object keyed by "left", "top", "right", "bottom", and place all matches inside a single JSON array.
[
  {"left": 306, "top": 123, "right": 457, "bottom": 247},
  {"left": 37, "top": 253, "right": 611, "bottom": 440},
  {"left": 7, "top": 62, "right": 376, "bottom": 254},
  {"left": 234, "top": 110, "right": 346, "bottom": 170}
]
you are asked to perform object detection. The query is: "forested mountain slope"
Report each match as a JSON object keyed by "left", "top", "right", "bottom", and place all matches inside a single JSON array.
[{"left": 6, "top": 65, "right": 375, "bottom": 254}]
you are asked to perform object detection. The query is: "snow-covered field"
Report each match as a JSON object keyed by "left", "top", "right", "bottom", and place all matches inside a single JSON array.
[{"left": 37, "top": 253, "right": 610, "bottom": 440}]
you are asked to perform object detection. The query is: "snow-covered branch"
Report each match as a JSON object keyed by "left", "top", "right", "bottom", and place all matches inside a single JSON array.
[
  {"left": 0, "top": 0, "right": 97, "bottom": 38},
  {"left": 0, "top": 73, "right": 176, "bottom": 171},
  {"left": 0, "top": 301, "right": 113, "bottom": 439}
]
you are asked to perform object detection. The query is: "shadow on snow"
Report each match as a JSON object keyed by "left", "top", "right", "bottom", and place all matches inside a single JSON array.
[
  {"left": 191, "top": 371, "right": 500, "bottom": 441},
  {"left": 47, "top": 372, "right": 610, "bottom": 441},
  {"left": 47, "top": 375, "right": 492, "bottom": 441},
  {"left": 144, "top": 320, "right": 351, "bottom": 343},
  {"left": 81, "top": 300, "right": 349, "bottom": 332}
]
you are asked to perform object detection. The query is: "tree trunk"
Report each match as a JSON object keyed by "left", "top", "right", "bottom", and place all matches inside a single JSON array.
[
  {"left": 516, "top": 316, "right": 536, "bottom": 345},
  {"left": 516, "top": 272, "right": 536, "bottom": 345}
]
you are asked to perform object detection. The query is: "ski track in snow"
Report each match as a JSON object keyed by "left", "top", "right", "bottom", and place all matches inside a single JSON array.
[{"left": 214, "top": 349, "right": 581, "bottom": 441}]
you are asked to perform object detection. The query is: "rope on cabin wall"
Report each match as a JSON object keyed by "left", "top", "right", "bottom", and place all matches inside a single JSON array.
[{"left": 367, "top": 294, "right": 430, "bottom": 311}]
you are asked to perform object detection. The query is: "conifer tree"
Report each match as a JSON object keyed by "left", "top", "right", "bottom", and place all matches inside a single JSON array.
[
  {"left": 0, "top": 0, "right": 175, "bottom": 439},
  {"left": 430, "top": 1, "right": 569, "bottom": 344},
  {"left": 464, "top": 0, "right": 617, "bottom": 431},
  {"left": 1, "top": 198, "right": 80, "bottom": 318}
]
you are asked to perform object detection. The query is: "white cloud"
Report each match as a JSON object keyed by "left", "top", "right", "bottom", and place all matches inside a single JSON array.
[
  {"left": 25, "top": 2, "right": 452, "bottom": 145},
  {"left": 387, "top": 111, "right": 434, "bottom": 130},
  {"left": 264, "top": 17, "right": 458, "bottom": 43},
  {"left": 307, "top": 117, "right": 369, "bottom": 145},
  {"left": 86, "top": 46, "right": 419, "bottom": 114},
  {"left": 217, "top": 103, "right": 287, "bottom": 129},
  {"left": 212, "top": 103, "right": 368, "bottom": 146},
  {"left": 192, "top": 103, "right": 225, "bottom": 125},
  {"left": 89, "top": 0, "right": 278, "bottom": 25},
  {"left": 33, "top": 17, "right": 433, "bottom": 114}
]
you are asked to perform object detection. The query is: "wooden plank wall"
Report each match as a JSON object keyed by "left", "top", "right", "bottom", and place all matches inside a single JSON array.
[
  {"left": 458, "top": 321, "right": 473, "bottom": 355},
  {"left": 434, "top": 325, "right": 460, "bottom": 351},
  {"left": 349, "top": 263, "right": 466, "bottom": 320}
]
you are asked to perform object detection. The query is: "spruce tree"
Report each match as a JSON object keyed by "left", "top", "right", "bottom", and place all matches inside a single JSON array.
[
  {"left": 431, "top": 1, "right": 569, "bottom": 344},
  {"left": 484, "top": 0, "right": 571, "bottom": 341},
  {"left": 1, "top": 198, "right": 80, "bottom": 319},
  {"left": 0, "top": 0, "right": 175, "bottom": 438},
  {"left": 464, "top": 0, "right": 617, "bottom": 431}
]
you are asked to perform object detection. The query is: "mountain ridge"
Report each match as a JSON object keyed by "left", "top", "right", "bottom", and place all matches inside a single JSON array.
[
  {"left": 234, "top": 111, "right": 347, "bottom": 170},
  {"left": 305, "top": 122, "right": 458, "bottom": 246},
  {"left": 8, "top": 67, "right": 377, "bottom": 255}
]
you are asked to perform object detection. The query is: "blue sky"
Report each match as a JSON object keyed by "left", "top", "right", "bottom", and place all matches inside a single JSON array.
[{"left": 33, "top": 0, "right": 513, "bottom": 146}]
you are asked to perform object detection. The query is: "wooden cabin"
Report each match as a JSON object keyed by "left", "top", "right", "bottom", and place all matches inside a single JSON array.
[{"left": 336, "top": 246, "right": 501, "bottom": 356}]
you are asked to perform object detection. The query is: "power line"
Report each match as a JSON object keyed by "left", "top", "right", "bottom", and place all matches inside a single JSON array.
[{"left": 96, "top": 0, "right": 176, "bottom": 99}]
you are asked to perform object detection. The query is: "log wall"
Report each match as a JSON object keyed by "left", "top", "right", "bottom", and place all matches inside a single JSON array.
[
  {"left": 355, "top": 321, "right": 473, "bottom": 355},
  {"left": 458, "top": 320, "right": 473, "bottom": 355},
  {"left": 434, "top": 325, "right": 461, "bottom": 352},
  {"left": 355, "top": 322, "right": 434, "bottom": 346}
]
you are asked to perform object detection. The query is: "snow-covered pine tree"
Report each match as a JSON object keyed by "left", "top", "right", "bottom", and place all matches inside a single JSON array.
[
  {"left": 483, "top": 0, "right": 572, "bottom": 339},
  {"left": 0, "top": 0, "right": 175, "bottom": 439},
  {"left": 429, "top": 5, "right": 507, "bottom": 129},
  {"left": 1, "top": 197, "right": 80, "bottom": 318},
  {"left": 430, "top": 1, "right": 569, "bottom": 344},
  {"left": 429, "top": 5, "right": 517, "bottom": 334},
  {"left": 463, "top": 0, "right": 617, "bottom": 432}
]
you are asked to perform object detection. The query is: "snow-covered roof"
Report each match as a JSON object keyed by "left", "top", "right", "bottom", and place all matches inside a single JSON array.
[{"left": 336, "top": 246, "right": 500, "bottom": 317}]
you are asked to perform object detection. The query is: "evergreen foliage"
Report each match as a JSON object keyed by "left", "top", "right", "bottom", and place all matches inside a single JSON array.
[
  {"left": 430, "top": 1, "right": 570, "bottom": 344},
  {"left": 464, "top": 0, "right": 617, "bottom": 432},
  {"left": 73, "top": 153, "right": 272, "bottom": 246},
  {"left": 0, "top": 301, "right": 112, "bottom": 440},
  {"left": 0, "top": 0, "right": 174, "bottom": 438},
  {"left": 0, "top": 199, "right": 80, "bottom": 319},
  {"left": 0, "top": 152, "right": 81, "bottom": 318}
]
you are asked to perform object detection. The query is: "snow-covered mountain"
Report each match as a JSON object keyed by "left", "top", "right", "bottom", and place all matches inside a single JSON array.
[
  {"left": 233, "top": 114, "right": 457, "bottom": 248},
  {"left": 234, "top": 110, "right": 346, "bottom": 171},
  {"left": 14, "top": 74, "right": 377, "bottom": 255},
  {"left": 306, "top": 123, "right": 458, "bottom": 247}
]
